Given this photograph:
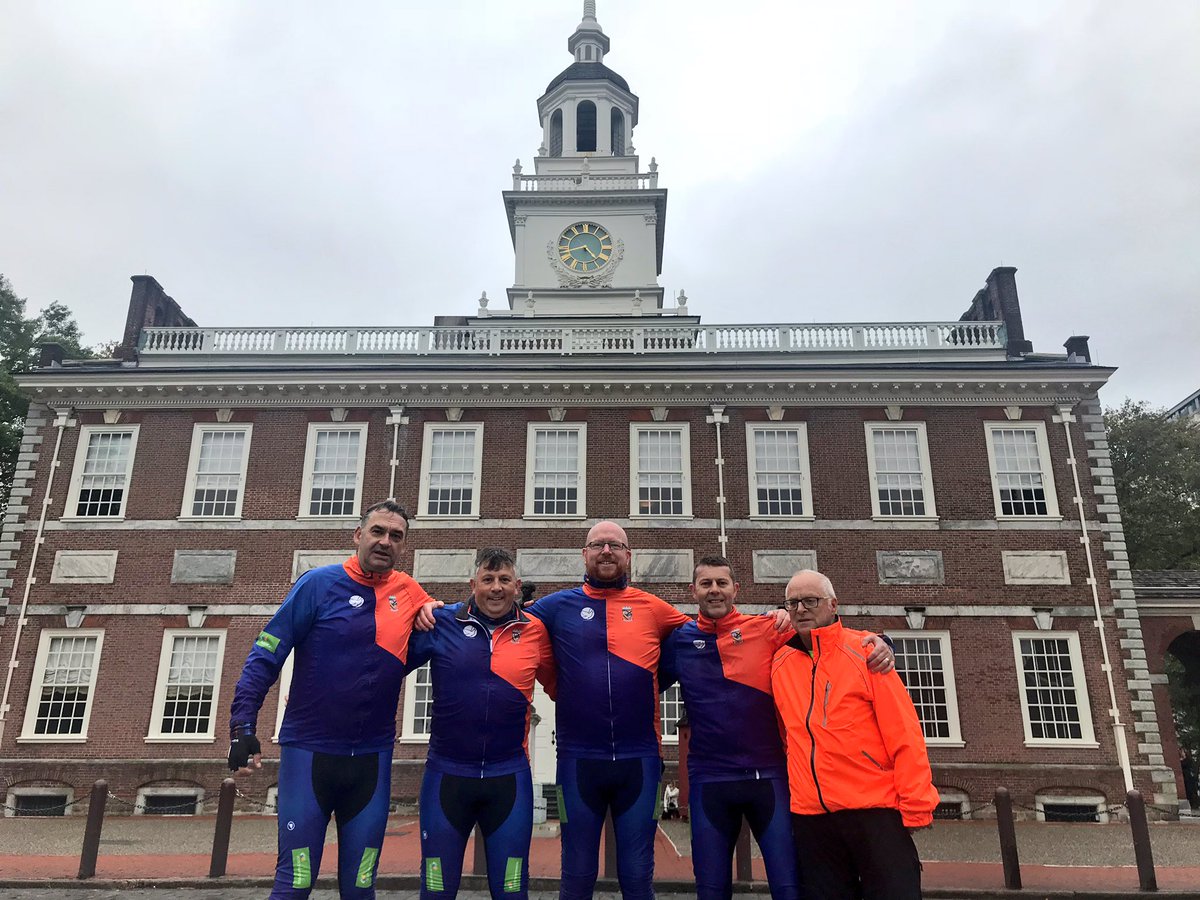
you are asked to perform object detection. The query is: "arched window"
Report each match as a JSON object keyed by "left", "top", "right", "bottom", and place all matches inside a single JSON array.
[
  {"left": 576, "top": 100, "right": 597, "bottom": 153},
  {"left": 610, "top": 109, "right": 625, "bottom": 157},
  {"left": 549, "top": 109, "right": 563, "bottom": 158}
]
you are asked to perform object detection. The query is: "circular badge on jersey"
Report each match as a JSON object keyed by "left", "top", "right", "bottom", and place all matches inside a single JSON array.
[
  {"left": 463, "top": 624, "right": 478, "bottom": 638},
  {"left": 348, "top": 595, "right": 365, "bottom": 609},
  {"left": 692, "top": 639, "right": 706, "bottom": 649},
  {"left": 580, "top": 607, "right": 595, "bottom": 621}
]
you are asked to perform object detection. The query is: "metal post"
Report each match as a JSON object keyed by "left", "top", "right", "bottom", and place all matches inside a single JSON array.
[
  {"left": 208, "top": 778, "right": 237, "bottom": 878},
  {"left": 603, "top": 812, "right": 617, "bottom": 878},
  {"left": 677, "top": 721, "right": 691, "bottom": 819},
  {"left": 77, "top": 780, "right": 108, "bottom": 880},
  {"left": 734, "top": 818, "right": 752, "bottom": 883},
  {"left": 1126, "top": 790, "right": 1158, "bottom": 892},
  {"left": 472, "top": 824, "right": 487, "bottom": 875},
  {"left": 994, "top": 787, "right": 1022, "bottom": 890}
]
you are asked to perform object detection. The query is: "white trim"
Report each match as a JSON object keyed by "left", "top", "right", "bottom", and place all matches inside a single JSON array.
[
  {"left": 524, "top": 422, "right": 588, "bottom": 518},
  {"left": 134, "top": 787, "right": 204, "bottom": 815},
  {"left": 264, "top": 785, "right": 279, "bottom": 816},
  {"left": 62, "top": 425, "right": 140, "bottom": 521},
  {"left": 18, "top": 629, "right": 105, "bottom": 742},
  {"left": 1011, "top": 630, "right": 1098, "bottom": 747},
  {"left": 178, "top": 423, "right": 253, "bottom": 520},
  {"left": 271, "top": 653, "right": 295, "bottom": 742},
  {"left": 660, "top": 683, "right": 684, "bottom": 745},
  {"left": 629, "top": 423, "right": 693, "bottom": 518},
  {"left": 297, "top": 422, "right": 368, "bottom": 519},
  {"left": 889, "top": 630, "right": 963, "bottom": 746},
  {"left": 744, "top": 423, "right": 813, "bottom": 520},
  {"left": 4, "top": 786, "right": 74, "bottom": 817},
  {"left": 1033, "top": 792, "right": 1109, "bottom": 823},
  {"left": 399, "top": 662, "right": 433, "bottom": 743},
  {"left": 145, "top": 629, "right": 227, "bottom": 742},
  {"left": 864, "top": 422, "right": 938, "bottom": 520},
  {"left": 418, "top": 423, "right": 484, "bottom": 519},
  {"left": 984, "top": 422, "right": 1061, "bottom": 520}
]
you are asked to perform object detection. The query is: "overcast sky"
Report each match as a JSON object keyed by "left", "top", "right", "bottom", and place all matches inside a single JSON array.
[{"left": 2, "top": 1, "right": 1196, "bottom": 408}]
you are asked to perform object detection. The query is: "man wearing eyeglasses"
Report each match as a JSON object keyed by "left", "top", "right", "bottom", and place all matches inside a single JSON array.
[
  {"left": 523, "top": 521, "right": 694, "bottom": 900},
  {"left": 771, "top": 570, "right": 938, "bottom": 900}
]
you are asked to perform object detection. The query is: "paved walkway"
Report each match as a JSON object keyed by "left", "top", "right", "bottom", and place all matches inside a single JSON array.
[{"left": 1, "top": 815, "right": 1199, "bottom": 897}]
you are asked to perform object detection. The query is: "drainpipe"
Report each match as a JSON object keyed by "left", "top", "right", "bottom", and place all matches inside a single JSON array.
[
  {"left": 0, "top": 406, "right": 71, "bottom": 748},
  {"left": 1055, "top": 402, "right": 1133, "bottom": 792},
  {"left": 386, "top": 405, "right": 409, "bottom": 500},
  {"left": 706, "top": 405, "right": 729, "bottom": 557}
]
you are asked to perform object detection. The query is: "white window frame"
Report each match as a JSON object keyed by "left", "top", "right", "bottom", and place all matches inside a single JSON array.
[
  {"left": 63, "top": 425, "right": 140, "bottom": 520},
  {"left": 145, "top": 629, "right": 227, "bottom": 743},
  {"left": 1034, "top": 792, "right": 1109, "bottom": 823},
  {"left": 745, "top": 423, "right": 813, "bottom": 520},
  {"left": 629, "top": 423, "right": 693, "bottom": 518},
  {"left": 418, "top": 423, "right": 484, "bottom": 519},
  {"left": 19, "top": 629, "right": 105, "bottom": 743},
  {"left": 264, "top": 785, "right": 279, "bottom": 816},
  {"left": 864, "top": 422, "right": 937, "bottom": 520},
  {"left": 660, "top": 683, "right": 684, "bottom": 745},
  {"left": 4, "top": 787, "right": 74, "bottom": 817},
  {"left": 297, "top": 422, "right": 369, "bottom": 520},
  {"left": 179, "top": 423, "right": 253, "bottom": 520},
  {"left": 984, "top": 422, "right": 1061, "bottom": 520},
  {"left": 889, "top": 630, "right": 963, "bottom": 746},
  {"left": 399, "top": 662, "right": 433, "bottom": 743},
  {"left": 135, "top": 787, "right": 204, "bottom": 815},
  {"left": 1011, "top": 630, "right": 1098, "bottom": 748},
  {"left": 524, "top": 423, "right": 587, "bottom": 519}
]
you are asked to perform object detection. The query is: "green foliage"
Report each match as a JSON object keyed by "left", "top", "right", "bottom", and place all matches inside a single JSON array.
[
  {"left": 0, "top": 275, "right": 97, "bottom": 520},
  {"left": 1105, "top": 399, "right": 1200, "bottom": 571}
]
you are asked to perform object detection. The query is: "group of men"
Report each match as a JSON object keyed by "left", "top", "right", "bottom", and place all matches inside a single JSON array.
[{"left": 229, "top": 499, "right": 939, "bottom": 899}]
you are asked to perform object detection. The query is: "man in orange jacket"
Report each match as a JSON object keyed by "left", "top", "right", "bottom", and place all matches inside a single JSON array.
[{"left": 771, "top": 569, "right": 939, "bottom": 899}]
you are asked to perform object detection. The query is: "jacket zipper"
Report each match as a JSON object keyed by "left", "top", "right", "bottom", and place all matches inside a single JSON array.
[
  {"left": 473, "top": 611, "right": 508, "bottom": 778},
  {"left": 605, "top": 603, "right": 616, "bottom": 760},
  {"left": 822, "top": 681, "right": 831, "bottom": 727},
  {"left": 861, "top": 750, "right": 884, "bottom": 770},
  {"left": 804, "top": 633, "right": 830, "bottom": 813}
]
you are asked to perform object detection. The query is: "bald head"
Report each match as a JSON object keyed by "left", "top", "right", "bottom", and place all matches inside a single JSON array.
[
  {"left": 582, "top": 520, "right": 632, "bottom": 582},
  {"left": 784, "top": 569, "right": 839, "bottom": 637}
]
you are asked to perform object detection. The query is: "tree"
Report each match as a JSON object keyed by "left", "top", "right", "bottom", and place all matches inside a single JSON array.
[
  {"left": 0, "top": 275, "right": 95, "bottom": 520},
  {"left": 1105, "top": 399, "right": 1200, "bottom": 571}
]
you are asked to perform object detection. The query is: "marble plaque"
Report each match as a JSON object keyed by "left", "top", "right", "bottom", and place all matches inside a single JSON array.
[
  {"left": 171, "top": 550, "right": 236, "bottom": 584},
  {"left": 50, "top": 550, "right": 118, "bottom": 584},
  {"left": 1002, "top": 550, "right": 1070, "bottom": 585},
  {"left": 752, "top": 550, "right": 818, "bottom": 583},
  {"left": 413, "top": 549, "right": 476, "bottom": 582},
  {"left": 877, "top": 550, "right": 944, "bottom": 585},
  {"left": 292, "top": 551, "right": 349, "bottom": 582},
  {"left": 631, "top": 549, "right": 693, "bottom": 583}
]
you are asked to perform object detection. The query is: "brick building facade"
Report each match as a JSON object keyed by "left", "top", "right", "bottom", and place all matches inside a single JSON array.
[{"left": 0, "top": 4, "right": 1178, "bottom": 821}]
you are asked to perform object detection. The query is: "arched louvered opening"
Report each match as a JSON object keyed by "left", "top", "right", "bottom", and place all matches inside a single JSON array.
[
  {"left": 549, "top": 109, "right": 563, "bottom": 158},
  {"left": 576, "top": 100, "right": 597, "bottom": 153},
  {"left": 610, "top": 108, "right": 625, "bottom": 157}
]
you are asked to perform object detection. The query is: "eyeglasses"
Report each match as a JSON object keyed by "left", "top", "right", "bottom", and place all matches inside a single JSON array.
[
  {"left": 783, "top": 596, "right": 827, "bottom": 611},
  {"left": 585, "top": 540, "right": 630, "bottom": 553}
]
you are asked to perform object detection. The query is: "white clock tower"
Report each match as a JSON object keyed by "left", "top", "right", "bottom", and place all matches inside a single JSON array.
[{"left": 500, "top": 1, "right": 671, "bottom": 317}]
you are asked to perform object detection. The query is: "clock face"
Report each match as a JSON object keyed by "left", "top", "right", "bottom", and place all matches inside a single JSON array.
[{"left": 557, "top": 222, "right": 613, "bottom": 274}]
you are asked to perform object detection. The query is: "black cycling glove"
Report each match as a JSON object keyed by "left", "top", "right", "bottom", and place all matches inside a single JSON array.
[{"left": 228, "top": 731, "right": 262, "bottom": 771}]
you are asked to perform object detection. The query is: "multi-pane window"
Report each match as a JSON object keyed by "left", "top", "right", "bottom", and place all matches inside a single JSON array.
[
  {"left": 660, "top": 684, "right": 685, "bottom": 742},
  {"left": 630, "top": 424, "right": 691, "bottom": 517},
  {"left": 21, "top": 632, "right": 103, "bottom": 739},
  {"left": 420, "top": 424, "right": 483, "bottom": 518},
  {"left": 986, "top": 423, "right": 1059, "bottom": 518},
  {"left": 301, "top": 424, "right": 367, "bottom": 518},
  {"left": 401, "top": 663, "right": 434, "bottom": 740},
  {"left": 1012, "top": 632, "right": 1096, "bottom": 745},
  {"left": 182, "top": 425, "right": 251, "bottom": 518},
  {"left": 865, "top": 423, "right": 936, "bottom": 518},
  {"left": 68, "top": 427, "right": 138, "bottom": 518},
  {"left": 526, "top": 424, "right": 586, "bottom": 517},
  {"left": 893, "top": 633, "right": 961, "bottom": 744},
  {"left": 148, "top": 631, "right": 225, "bottom": 740},
  {"left": 746, "top": 424, "right": 811, "bottom": 518}
]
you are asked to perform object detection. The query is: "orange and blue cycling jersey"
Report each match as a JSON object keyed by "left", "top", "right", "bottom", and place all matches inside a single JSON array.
[
  {"left": 405, "top": 601, "right": 556, "bottom": 777},
  {"left": 525, "top": 582, "right": 690, "bottom": 759},
  {"left": 659, "top": 607, "right": 792, "bottom": 783},
  {"left": 229, "top": 556, "right": 432, "bottom": 753}
]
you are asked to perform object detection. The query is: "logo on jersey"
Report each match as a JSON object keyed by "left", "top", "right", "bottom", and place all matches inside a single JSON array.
[
  {"left": 732, "top": 629, "right": 743, "bottom": 644},
  {"left": 580, "top": 607, "right": 595, "bottom": 621},
  {"left": 349, "top": 595, "right": 365, "bottom": 609},
  {"left": 511, "top": 629, "right": 521, "bottom": 643},
  {"left": 463, "top": 624, "right": 479, "bottom": 638},
  {"left": 622, "top": 606, "right": 633, "bottom": 621},
  {"left": 388, "top": 596, "right": 398, "bottom": 612},
  {"left": 287, "top": 821, "right": 296, "bottom": 831},
  {"left": 692, "top": 639, "right": 706, "bottom": 649}
]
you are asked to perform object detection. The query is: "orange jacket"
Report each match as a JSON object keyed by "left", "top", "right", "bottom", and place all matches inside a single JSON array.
[{"left": 770, "top": 618, "right": 939, "bottom": 828}]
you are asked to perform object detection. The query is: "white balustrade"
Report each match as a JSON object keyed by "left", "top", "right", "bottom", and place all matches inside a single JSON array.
[{"left": 512, "top": 172, "right": 658, "bottom": 191}]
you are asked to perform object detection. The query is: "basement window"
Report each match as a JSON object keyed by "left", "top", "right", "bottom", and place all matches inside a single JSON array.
[
  {"left": 5, "top": 789, "right": 72, "bottom": 817},
  {"left": 1035, "top": 793, "right": 1108, "bottom": 823},
  {"left": 136, "top": 788, "right": 203, "bottom": 815}
]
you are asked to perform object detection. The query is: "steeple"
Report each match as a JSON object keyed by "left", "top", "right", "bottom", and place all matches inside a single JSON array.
[{"left": 568, "top": 1, "right": 610, "bottom": 64}]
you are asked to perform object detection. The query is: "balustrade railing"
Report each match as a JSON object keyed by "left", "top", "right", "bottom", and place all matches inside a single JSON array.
[
  {"left": 139, "top": 320, "right": 1005, "bottom": 359},
  {"left": 512, "top": 171, "right": 658, "bottom": 191}
]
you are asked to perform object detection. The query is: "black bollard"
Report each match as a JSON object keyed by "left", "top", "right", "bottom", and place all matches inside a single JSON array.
[
  {"left": 994, "top": 787, "right": 1022, "bottom": 890},
  {"left": 734, "top": 818, "right": 753, "bottom": 883},
  {"left": 1126, "top": 790, "right": 1157, "bottom": 892},
  {"left": 77, "top": 780, "right": 108, "bottom": 880},
  {"left": 208, "top": 778, "right": 237, "bottom": 878}
]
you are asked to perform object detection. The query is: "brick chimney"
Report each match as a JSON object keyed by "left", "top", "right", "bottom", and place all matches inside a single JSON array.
[
  {"left": 959, "top": 267, "right": 1033, "bottom": 357},
  {"left": 115, "top": 276, "right": 197, "bottom": 360}
]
